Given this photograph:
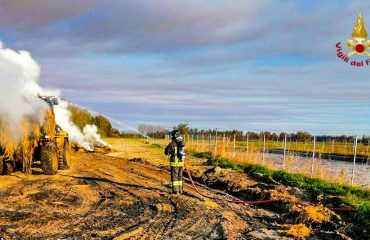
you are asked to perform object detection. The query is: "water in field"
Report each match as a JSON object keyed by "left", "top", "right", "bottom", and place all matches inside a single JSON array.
[
  {"left": 187, "top": 139, "right": 370, "bottom": 188},
  {"left": 261, "top": 153, "right": 370, "bottom": 188}
]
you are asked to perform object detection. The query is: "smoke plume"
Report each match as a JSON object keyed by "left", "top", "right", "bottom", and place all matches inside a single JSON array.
[
  {"left": 83, "top": 125, "right": 112, "bottom": 148},
  {"left": 0, "top": 41, "right": 109, "bottom": 150}
]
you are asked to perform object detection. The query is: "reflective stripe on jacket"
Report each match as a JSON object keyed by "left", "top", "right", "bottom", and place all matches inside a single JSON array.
[
  {"left": 170, "top": 161, "right": 184, "bottom": 167},
  {"left": 172, "top": 180, "right": 183, "bottom": 186}
]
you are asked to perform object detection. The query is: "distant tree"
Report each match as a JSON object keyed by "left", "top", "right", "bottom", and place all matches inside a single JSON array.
[
  {"left": 296, "top": 131, "right": 312, "bottom": 142},
  {"left": 246, "top": 131, "right": 258, "bottom": 140},
  {"left": 121, "top": 131, "right": 141, "bottom": 138},
  {"left": 68, "top": 105, "right": 94, "bottom": 130},
  {"left": 271, "top": 133, "right": 278, "bottom": 141},
  {"left": 138, "top": 124, "right": 149, "bottom": 135},
  {"left": 361, "top": 135, "right": 370, "bottom": 144},
  {"left": 232, "top": 130, "right": 244, "bottom": 141},
  {"left": 175, "top": 122, "right": 189, "bottom": 136},
  {"left": 94, "top": 115, "right": 112, "bottom": 137},
  {"left": 259, "top": 131, "right": 272, "bottom": 141},
  {"left": 109, "top": 128, "right": 121, "bottom": 138},
  {"left": 279, "top": 132, "right": 287, "bottom": 141},
  {"left": 138, "top": 123, "right": 167, "bottom": 138}
]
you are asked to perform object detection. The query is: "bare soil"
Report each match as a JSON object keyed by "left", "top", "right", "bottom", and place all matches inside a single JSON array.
[{"left": 0, "top": 139, "right": 357, "bottom": 239}]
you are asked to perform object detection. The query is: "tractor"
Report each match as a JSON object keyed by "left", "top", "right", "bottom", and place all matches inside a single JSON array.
[{"left": 0, "top": 95, "right": 71, "bottom": 175}]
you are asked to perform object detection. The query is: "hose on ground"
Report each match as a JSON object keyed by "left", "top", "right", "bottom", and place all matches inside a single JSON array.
[{"left": 183, "top": 163, "right": 357, "bottom": 212}]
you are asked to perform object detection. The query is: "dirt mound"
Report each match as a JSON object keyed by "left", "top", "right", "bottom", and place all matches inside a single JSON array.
[{"left": 187, "top": 165, "right": 352, "bottom": 239}]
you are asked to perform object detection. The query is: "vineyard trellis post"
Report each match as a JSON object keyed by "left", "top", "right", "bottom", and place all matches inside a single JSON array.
[
  {"left": 225, "top": 135, "right": 228, "bottom": 155},
  {"left": 310, "top": 135, "right": 316, "bottom": 178},
  {"left": 191, "top": 135, "right": 194, "bottom": 149},
  {"left": 331, "top": 140, "right": 335, "bottom": 155},
  {"left": 283, "top": 134, "right": 287, "bottom": 169},
  {"left": 321, "top": 141, "right": 325, "bottom": 155},
  {"left": 214, "top": 129, "right": 218, "bottom": 160},
  {"left": 196, "top": 134, "right": 199, "bottom": 151},
  {"left": 262, "top": 134, "right": 266, "bottom": 165},
  {"left": 246, "top": 132, "right": 249, "bottom": 153},
  {"left": 209, "top": 132, "right": 211, "bottom": 151},
  {"left": 232, "top": 134, "right": 236, "bottom": 158},
  {"left": 202, "top": 133, "right": 205, "bottom": 151},
  {"left": 351, "top": 134, "right": 358, "bottom": 186},
  {"left": 366, "top": 140, "right": 369, "bottom": 164}
]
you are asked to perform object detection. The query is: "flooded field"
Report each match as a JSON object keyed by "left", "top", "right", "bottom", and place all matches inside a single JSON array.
[{"left": 261, "top": 153, "right": 370, "bottom": 188}]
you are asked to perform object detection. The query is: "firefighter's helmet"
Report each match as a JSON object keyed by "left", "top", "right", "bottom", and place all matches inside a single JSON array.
[{"left": 171, "top": 129, "right": 180, "bottom": 138}]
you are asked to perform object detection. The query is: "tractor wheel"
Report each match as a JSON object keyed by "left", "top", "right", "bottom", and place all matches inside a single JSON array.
[
  {"left": 41, "top": 142, "right": 58, "bottom": 175},
  {"left": 58, "top": 140, "right": 71, "bottom": 170},
  {"left": 3, "top": 162, "right": 13, "bottom": 175}
]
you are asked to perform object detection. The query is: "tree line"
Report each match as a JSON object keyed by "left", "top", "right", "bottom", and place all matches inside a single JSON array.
[
  {"left": 114, "top": 123, "right": 168, "bottom": 139},
  {"left": 173, "top": 123, "right": 370, "bottom": 144},
  {"left": 84, "top": 118, "right": 370, "bottom": 144},
  {"left": 68, "top": 105, "right": 119, "bottom": 137}
]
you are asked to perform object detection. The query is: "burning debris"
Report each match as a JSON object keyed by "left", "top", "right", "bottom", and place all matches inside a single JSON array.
[
  {"left": 83, "top": 125, "right": 112, "bottom": 151},
  {"left": 51, "top": 96, "right": 112, "bottom": 152}
]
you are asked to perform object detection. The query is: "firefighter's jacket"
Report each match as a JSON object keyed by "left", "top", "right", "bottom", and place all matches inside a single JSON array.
[{"left": 165, "top": 137, "right": 185, "bottom": 167}]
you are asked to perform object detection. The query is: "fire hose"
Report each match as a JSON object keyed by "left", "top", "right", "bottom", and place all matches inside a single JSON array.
[{"left": 183, "top": 163, "right": 357, "bottom": 212}]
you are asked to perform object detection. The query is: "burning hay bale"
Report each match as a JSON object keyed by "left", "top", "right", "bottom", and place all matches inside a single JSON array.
[
  {"left": 43, "top": 108, "right": 56, "bottom": 139},
  {"left": 0, "top": 40, "right": 113, "bottom": 175},
  {"left": 0, "top": 117, "right": 40, "bottom": 158},
  {"left": 0, "top": 121, "right": 18, "bottom": 158},
  {"left": 0, "top": 111, "right": 54, "bottom": 174}
]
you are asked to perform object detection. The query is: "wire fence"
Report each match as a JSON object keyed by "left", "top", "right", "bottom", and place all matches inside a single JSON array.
[{"left": 166, "top": 132, "right": 370, "bottom": 189}]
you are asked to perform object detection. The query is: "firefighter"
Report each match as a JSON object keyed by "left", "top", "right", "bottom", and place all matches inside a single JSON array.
[{"left": 164, "top": 129, "right": 185, "bottom": 194}]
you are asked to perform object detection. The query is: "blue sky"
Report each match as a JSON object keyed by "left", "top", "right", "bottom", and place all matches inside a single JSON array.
[{"left": 1, "top": 0, "right": 370, "bottom": 134}]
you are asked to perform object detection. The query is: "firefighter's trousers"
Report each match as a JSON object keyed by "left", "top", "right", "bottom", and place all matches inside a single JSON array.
[{"left": 170, "top": 166, "right": 183, "bottom": 193}]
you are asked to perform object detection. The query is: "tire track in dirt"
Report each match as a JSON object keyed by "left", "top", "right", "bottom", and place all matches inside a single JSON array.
[
  {"left": 81, "top": 153, "right": 269, "bottom": 239},
  {"left": 0, "top": 151, "right": 273, "bottom": 239}
]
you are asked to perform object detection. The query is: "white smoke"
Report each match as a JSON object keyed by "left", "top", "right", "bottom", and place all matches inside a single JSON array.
[
  {"left": 0, "top": 43, "right": 45, "bottom": 140},
  {"left": 0, "top": 41, "right": 109, "bottom": 150},
  {"left": 53, "top": 100, "right": 96, "bottom": 151},
  {"left": 83, "top": 125, "right": 112, "bottom": 149}
]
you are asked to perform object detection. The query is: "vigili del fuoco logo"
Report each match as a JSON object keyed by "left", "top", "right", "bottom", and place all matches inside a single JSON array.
[{"left": 336, "top": 13, "right": 370, "bottom": 67}]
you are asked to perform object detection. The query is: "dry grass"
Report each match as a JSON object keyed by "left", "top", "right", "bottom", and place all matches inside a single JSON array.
[
  {"left": 0, "top": 126, "right": 18, "bottom": 157},
  {"left": 270, "top": 188, "right": 298, "bottom": 203},
  {"left": 105, "top": 138, "right": 168, "bottom": 166},
  {"left": 301, "top": 205, "right": 331, "bottom": 223},
  {"left": 43, "top": 109, "right": 56, "bottom": 139},
  {"left": 285, "top": 224, "right": 310, "bottom": 238}
]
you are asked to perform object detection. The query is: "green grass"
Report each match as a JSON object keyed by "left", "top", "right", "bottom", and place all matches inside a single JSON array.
[{"left": 191, "top": 150, "right": 370, "bottom": 230}]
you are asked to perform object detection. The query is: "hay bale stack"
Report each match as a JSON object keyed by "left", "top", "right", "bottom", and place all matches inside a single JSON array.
[{"left": 0, "top": 108, "right": 56, "bottom": 173}]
